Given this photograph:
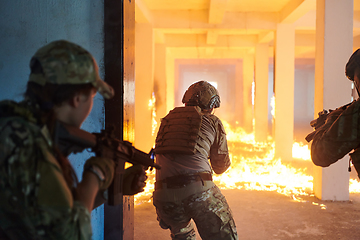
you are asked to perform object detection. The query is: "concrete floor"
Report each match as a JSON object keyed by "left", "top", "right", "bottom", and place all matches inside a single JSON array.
[{"left": 134, "top": 189, "right": 360, "bottom": 240}]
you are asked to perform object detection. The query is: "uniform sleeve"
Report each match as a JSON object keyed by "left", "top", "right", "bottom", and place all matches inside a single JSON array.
[
  {"left": 209, "top": 118, "right": 231, "bottom": 174},
  {"left": 0, "top": 118, "right": 92, "bottom": 240},
  {"left": 311, "top": 100, "right": 360, "bottom": 167}
]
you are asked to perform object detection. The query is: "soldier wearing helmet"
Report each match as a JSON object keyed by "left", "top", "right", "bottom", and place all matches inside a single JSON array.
[
  {"left": 309, "top": 48, "right": 360, "bottom": 178},
  {"left": 182, "top": 80, "right": 221, "bottom": 110},
  {"left": 0, "top": 40, "right": 147, "bottom": 239},
  {"left": 153, "top": 81, "right": 238, "bottom": 240}
]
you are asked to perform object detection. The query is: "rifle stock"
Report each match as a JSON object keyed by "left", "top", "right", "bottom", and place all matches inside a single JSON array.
[{"left": 55, "top": 121, "right": 160, "bottom": 205}]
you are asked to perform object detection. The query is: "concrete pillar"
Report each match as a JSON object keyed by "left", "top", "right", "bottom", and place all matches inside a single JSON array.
[
  {"left": 135, "top": 23, "right": 154, "bottom": 152},
  {"left": 243, "top": 53, "right": 254, "bottom": 133},
  {"left": 235, "top": 60, "right": 244, "bottom": 126},
  {"left": 166, "top": 50, "right": 176, "bottom": 113},
  {"left": 254, "top": 43, "right": 269, "bottom": 142},
  {"left": 274, "top": 23, "right": 295, "bottom": 160},
  {"left": 313, "top": 0, "right": 353, "bottom": 201}
]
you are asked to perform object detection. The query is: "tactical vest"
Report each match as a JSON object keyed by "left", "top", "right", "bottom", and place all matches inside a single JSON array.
[{"left": 155, "top": 106, "right": 211, "bottom": 156}]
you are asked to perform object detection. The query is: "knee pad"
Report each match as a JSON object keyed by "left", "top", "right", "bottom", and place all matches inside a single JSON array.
[
  {"left": 171, "top": 228, "right": 196, "bottom": 240},
  {"left": 157, "top": 216, "right": 170, "bottom": 230}
]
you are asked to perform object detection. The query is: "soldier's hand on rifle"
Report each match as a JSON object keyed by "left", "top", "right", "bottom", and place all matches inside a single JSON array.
[
  {"left": 306, "top": 102, "right": 353, "bottom": 143},
  {"left": 324, "top": 107, "right": 345, "bottom": 126},
  {"left": 306, "top": 108, "right": 343, "bottom": 142},
  {"left": 83, "top": 157, "right": 115, "bottom": 190},
  {"left": 123, "top": 164, "right": 148, "bottom": 195}
]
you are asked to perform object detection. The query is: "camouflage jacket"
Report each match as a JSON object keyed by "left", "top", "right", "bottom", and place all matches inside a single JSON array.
[
  {"left": 0, "top": 100, "right": 92, "bottom": 240},
  {"left": 207, "top": 114, "right": 231, "bottom": 174}
]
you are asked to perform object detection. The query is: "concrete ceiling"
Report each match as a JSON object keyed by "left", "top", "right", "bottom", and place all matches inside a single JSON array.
[{"left": 135, "top": 0, "right": 360, "bottom": 59}]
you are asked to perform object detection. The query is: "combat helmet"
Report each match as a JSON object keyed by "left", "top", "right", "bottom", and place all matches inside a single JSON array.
[
  {"left": 28, "top": 40, "right": 114, "bottom": 99},
  {"left": 182, "top": 81, "right": 220, "bottom": 110},
  {"left": 345, "top": 48, "right": 360, "bottom": 82}
]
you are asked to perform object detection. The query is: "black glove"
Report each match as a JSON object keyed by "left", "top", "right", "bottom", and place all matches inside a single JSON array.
[{"left": 122, "top": 164, "right": 147, "bottom": 195}]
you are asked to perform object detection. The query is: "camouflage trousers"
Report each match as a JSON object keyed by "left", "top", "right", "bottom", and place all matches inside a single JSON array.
[{"left": 153, "top": 181, "right": 238, "bottom": 240}]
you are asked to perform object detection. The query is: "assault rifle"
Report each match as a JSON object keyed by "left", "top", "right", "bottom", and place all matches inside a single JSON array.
[
  {"left": 305, "top": 102, "right": 353, "bottom": 143},
  {"left": 54, "top": 121, "right": 161, "bottom": 206}
]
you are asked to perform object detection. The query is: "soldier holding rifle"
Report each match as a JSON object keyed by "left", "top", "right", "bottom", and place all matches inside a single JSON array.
[
  {"left": 153, "top": 81, "right": 238, "bottom": 240},
  {"left": 0, "top": 40, "right": 148, "bottom": 239},
  {"left": 307, "top": 48, "right": 360, "bottom": 178}
]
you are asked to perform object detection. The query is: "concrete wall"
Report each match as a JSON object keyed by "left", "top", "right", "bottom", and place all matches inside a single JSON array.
[{"left": 0, "top": 1, "right": 105, "bottom": 239}]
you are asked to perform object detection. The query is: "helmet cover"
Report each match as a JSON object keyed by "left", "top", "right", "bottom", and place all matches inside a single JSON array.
[
  {"left": 346, "top": 48, "right": 360, "bottom": 82},
  {"left": 28, "top": 40, "right": 114, "bottom": 99},
  {"left": 182, "top": 81, "right": 220, "bottom": 110}
]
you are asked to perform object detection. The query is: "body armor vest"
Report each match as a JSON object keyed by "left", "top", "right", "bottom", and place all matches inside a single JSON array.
[{"left": 155, "top": 106, "right": 211, "bottom": 156}]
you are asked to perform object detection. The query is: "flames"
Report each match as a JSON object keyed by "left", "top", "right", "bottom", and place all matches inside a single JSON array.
[
  {"left": 134, "top": 120, "right": 360, "bottom": 206},
  {"left": 148, "top": 92, "right": 157, "bottom": 136},
  {"left": 214, "top": 121, "right": 313, "bottom": 201},
  {"left": 292, "top": 142, "right": 311, "bottom": 161}
]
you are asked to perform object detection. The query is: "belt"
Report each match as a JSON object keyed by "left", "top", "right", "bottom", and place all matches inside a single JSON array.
[{"left": 155, "top": 172, "right": 212, "bottom": 190}]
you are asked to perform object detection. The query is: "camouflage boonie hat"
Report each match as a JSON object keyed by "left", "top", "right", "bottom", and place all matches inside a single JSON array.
[{"left": 28, "top": 40, "right": 114, "bottom": 99}]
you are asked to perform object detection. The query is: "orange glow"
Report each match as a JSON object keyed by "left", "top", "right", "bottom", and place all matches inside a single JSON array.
[
  {"left": 292, "top": 142, "right": 311, "bottom": 161},
  {"left": 270, "top": 94, "right": 275, "bottom": 118},
  {"left": 215, "top": 121, "right": 313, "bottom": 200},
  {"left": 134, "top": 120, "right": 360, "bottom": 206},
  {"left": 123, "top": 119, "right": 135, "bottom": 143},
  {"left": 148, "top": 92, "right": 157, "bottom": 136},
  {"left": 350, "top": 179, "right": 360, "bottom": 193}
]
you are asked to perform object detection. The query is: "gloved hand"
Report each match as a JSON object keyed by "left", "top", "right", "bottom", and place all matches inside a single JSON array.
[
  {"left": 83, "top": 157, "right": 115, "bottom": 191},
  {"left": 325, "top": 107, "right": 345, "bottom": 125},
  {"left": 123, "top": 164, "right": 148, "bottom": 195}
]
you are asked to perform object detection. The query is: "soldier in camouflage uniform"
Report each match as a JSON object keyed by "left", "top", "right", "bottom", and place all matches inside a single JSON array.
[
  {"left": 153, "top": 81, "right": 238, "bottom": 240},
  {"left": 310, "top": 48, "right": 360, "bottom": 177},
  {"left": 0, "top": 40, "right": 146, "bottom": 239}
]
